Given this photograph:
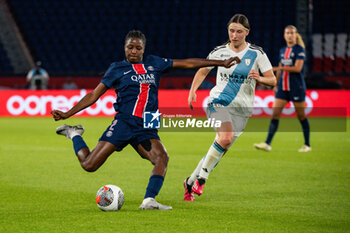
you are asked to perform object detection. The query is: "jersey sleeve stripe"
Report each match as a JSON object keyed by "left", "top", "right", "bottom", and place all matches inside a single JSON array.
[
  {"left": 249, "top": 45, "right": 265, "bottom": 54},
  {"left": 209, "top": 45, "right": 226, "bottom": 55}
]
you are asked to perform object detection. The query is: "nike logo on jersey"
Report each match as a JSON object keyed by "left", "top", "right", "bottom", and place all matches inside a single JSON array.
[{"left": 123, "top": 70, "right": 132, "bottom": 75}]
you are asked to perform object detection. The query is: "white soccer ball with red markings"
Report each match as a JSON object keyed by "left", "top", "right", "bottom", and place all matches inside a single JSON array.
[{"left": 96, "top": 185, "right": 124, "bottom": 211}]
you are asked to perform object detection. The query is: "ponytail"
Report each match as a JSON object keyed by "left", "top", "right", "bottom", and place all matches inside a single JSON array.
[{"left": 296, "top": 33, "right": 305, "bottom": 48}]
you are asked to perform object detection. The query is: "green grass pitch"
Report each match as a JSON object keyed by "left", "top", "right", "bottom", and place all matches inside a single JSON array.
[{"left": 1, "top": 117, "right": 349, "bottom": 232}]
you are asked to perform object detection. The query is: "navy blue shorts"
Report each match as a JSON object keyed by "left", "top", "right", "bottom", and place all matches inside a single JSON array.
[
  {"left": 275, "top": 87, "right": 306, "bottom": 102},
  {"left": 99, "top": 113, "right": 160, "bottom": 151}
]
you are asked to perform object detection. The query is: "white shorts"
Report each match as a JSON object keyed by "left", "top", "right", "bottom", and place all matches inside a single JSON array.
[{"left": 206, "top": 104, "right": 249, "bottom": 144}]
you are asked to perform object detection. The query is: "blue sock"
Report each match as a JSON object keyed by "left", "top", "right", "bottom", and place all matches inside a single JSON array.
[
  {"left": 265, "top": 119, "right": 279, "bottom": 145},
  {"left": 300, "top": 118, "right": 310, "bottom": 146},
  {"left": 144, "top": 175, "right": 164, "bottom": 199},
  {"left": 72, "top": 135, "right": 88, "bottom": 155}
]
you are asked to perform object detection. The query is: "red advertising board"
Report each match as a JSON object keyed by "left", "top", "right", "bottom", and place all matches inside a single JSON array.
[{"left": 0, "top": 90, "right": 349, "bottom": 117}]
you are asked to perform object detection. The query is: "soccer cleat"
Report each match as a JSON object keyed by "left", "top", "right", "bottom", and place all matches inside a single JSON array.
[
  {"left": 183, "top": 178, "right": 195, "bottom": 201},
  {"left": 298, "top": 145, "right": 312, "bottom": 152},
  {"left": 139, "top": 197, "right": 172, "bottom": 210},
  {"left": 192, "top": 179, "right": 205, "bottom": 196},
  {"left": 254, "top": 142, "right": 272, "bottom": 151},
  {"left": 56, "top": 124, "right": 84, "bottom": 139}
]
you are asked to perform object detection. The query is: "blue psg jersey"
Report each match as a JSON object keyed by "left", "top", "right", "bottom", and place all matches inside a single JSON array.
[
  {"left": 278, "top": 44, "right": 306, "bottom": 91},
  {"left": 101, "top": 55, "right": 173, "bottom": 118}
]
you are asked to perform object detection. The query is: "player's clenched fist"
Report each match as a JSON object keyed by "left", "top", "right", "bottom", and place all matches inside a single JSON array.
[
  {"left": 248, "top": 69, "right": 262, "bottom": 82},
  {"left": 51, "top": 110, "right": 68, "bottom": 121},
  {"left": 224, "top": 56, "right": 241, "bottom": 68}
]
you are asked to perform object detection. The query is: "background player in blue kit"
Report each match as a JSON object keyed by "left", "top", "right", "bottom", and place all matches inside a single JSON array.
[
  {"left": 254, "top": 25, "right": 311, "bottom": 152},
  {"left": 50, "top": 30, "right": 240, "bottom": 210}
]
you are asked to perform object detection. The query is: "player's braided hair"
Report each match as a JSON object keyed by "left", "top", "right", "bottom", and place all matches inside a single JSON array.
[{"left": 125, "top": 30, "right": 146, "bottom": 46}]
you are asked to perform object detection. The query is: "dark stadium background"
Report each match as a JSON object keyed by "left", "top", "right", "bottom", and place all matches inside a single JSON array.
[
  {"left": 1, "top": 2, "right": 350, "bottom": 231},
  {"left": 0, "top": 0, "right": 349, "bottom": 89}
]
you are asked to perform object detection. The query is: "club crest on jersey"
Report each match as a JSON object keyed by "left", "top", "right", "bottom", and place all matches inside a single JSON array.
[
  {"left": 147, "top": 66, "right": 154, "bottom": 71},
  {"left": 106, "top": 131, "right": 113, "bottom": 137},
  {"left": 244, "top": 59, "right": 251, "bottom": 66}
]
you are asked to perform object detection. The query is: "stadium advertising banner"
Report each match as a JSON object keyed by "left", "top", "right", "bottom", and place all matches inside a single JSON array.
[{"left": 0, "top": 90, "right": 349, "bottom": 117}]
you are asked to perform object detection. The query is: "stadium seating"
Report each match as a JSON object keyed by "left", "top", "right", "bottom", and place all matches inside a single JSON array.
[
  {"left": 311, "top": 1, "right": 350, "bottom": 74},
  {"left": 7, "top": 0, "right": 295, "bottom": 74},
  {"left": 1, "top": 0, "right": 348, "bottom": 90},
  {"left": 312, "top": 34, "right": 323, "bottom": 73},
  {"left": 0, "top": 41, "right": 13, "bottom": 73},
  {"left": 312, "top": 33, "right": 349, "bottom": 74}
]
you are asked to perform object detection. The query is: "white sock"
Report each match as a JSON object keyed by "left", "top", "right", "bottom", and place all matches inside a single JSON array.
[
  {"left": 188, "top": 158, "right": 204, "bottom": 185},
  {"left": 69, "top": 131, "right": 80, "bottom": 139},
  {"left": 198, "top": 141, "right": 226, "bottom": 180}
]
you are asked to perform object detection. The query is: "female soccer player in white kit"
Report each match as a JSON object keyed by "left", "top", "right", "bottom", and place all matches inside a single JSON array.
[{"left": 184, "top": 14, "right": 277, "bottom": 201}]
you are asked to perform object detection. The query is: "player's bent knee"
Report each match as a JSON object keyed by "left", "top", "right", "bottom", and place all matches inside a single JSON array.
[
  {"left": 155, "top": 151, "right": 169, "bottom": 166},
  {"left": 162, "top": 152, "right": 169, "bottom": 165},
  {"left": 82, "top": 162, "right": 98, "bottom": 172},
  {"left": 272, "top": 109, "right": 282, "bottom": 119},
  {"left": 297, "top": 114, "right": 306, "bottom": 121},
  {"left": 218, "top": 136, "right": 234, "bottom": 148},
  {"left": 272, "top": 112, "right": 281, "bottom": 119}
]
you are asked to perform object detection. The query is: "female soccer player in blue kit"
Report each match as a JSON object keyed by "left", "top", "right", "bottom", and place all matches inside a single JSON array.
[
  {"left": 183, "top": 14, "right": 276, "bottom": 201},
  {"left": 254, "top": 25, "right": 311, "bottom": 152},
  {"left": 51, "top": 30, "right": 240, "bottom": 210}
]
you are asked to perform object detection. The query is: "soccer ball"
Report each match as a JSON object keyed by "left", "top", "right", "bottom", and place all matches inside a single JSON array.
[{"left": 96, "top": 185, "right": 124, "bottom": 211}]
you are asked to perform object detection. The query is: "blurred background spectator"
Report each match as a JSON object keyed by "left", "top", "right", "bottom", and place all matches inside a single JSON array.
[
  {"left": 26, "top": 61, "right": 49, "bottom": 90},
  {"left": 62, "top": 77, "right": 78, "bottom": 90}
]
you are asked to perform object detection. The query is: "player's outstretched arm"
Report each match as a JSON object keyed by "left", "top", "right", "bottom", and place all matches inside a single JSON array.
[
  {"left": 172, "top": 57, "right": 241, "bottom": 69},
  {"left": 188, "top": 68, "right": 211, "bottom": 109},
  {"left": 51, "top": 83, "right": 109, "bottom": 121}
]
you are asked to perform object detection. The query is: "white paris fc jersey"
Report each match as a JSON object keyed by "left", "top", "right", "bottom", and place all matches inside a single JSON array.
[{"left": 206, "top": 43, "right": 272, "bottom": 117}]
